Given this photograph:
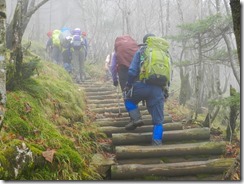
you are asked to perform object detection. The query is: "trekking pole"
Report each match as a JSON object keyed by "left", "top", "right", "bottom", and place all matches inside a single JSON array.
[{"left": 117, "top": 84, "right": 122, "bottom": 117}]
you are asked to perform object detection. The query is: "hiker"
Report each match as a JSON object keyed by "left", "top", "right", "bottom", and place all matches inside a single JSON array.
[
  {"left": 60, "top": 27, "right": 72, "bottom": 48},
  {"left": 81, "top": 31, "right": 88, "bottom": 58},
  {"left": 110, "top": 35, "right": 139, "bottom": 91},
  {"left": 123, "top": 33, "right": 171, "bottom": 146},
  {"left": 51, "top": 29, "right": 62, "bottom": 65},
  {"left": 104, "top": 52, "right": 114, "bottom": 81},
  {"left": 62, "top": 36, "right": 73, "bottom": 74},
  {"left": 46, "top": 31, "right": 53, "bottom": 60},
  {"left": 71, "top": 28, "right": 86, "bottom": 83}
]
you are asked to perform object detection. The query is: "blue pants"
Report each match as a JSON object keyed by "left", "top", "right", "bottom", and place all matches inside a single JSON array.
[
  {"left": 124, "top": 82, "right": 165, "bottom": 141},
  {"left": 125, "top": 82, "right": 164, "bottom": 125}
]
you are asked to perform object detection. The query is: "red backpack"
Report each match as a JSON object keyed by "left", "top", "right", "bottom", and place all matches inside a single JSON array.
[{"left": 114, "top": 35, "right": 139, "bottom": 69}]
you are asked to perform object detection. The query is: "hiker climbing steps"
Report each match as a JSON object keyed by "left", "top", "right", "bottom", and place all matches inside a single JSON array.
[{"left": 81, "top": 80, "right": 234, "bottom": 180}]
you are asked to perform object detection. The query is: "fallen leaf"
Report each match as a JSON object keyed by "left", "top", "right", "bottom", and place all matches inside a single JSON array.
[
  {"left": 42, "top": 149, "right": 56, "bottom": 163},
  {"left": 24, "top": 102, "right": 32, "bottom": 113}
]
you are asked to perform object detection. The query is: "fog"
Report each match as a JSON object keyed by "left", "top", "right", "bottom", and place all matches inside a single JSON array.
[
  {"left": 6, "top": 0, "right": 240, "bottom": 92},
  {"left": 6, "top": 0, "right": 204, "bottom": 54}
]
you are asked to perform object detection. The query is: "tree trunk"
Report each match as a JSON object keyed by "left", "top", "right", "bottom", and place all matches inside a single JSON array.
[
  {"left": 6, "top": 0, "right": 49, "bottom": 89},
  {"left": 176, "top": 0, "right": 192, "bottom": 106},
  {"left": 165, "top": 0, "right": 170, "bottom": 35},
  {"left": 222, "top": 33, "right": 240, "bottom": 86},
  {"left": 179, "top": 72, "right": 191, "bottom": 106},
  {"left": 203, "top": 106, "right": 221, "bottom": 127},
  {"left": 223, "top": 0, "right": 231, "bottom": 15},
  {"left": 226, "top": 85, "right": 239, "bottom": 142},
  {"left": 194, "top": 34, "right": 204, "bottom": 118},
  {"left": 0, "top": 0, "right": 6, "bottom": 130},
  {"left": 224, "top": 153, "right": 240, "bottom": 180},
  {"left": 6, "top": 0, "right": 50, "bottom": 50},
  {"left": 158, "top": 0, "right": 164, "bottom": 36},
  {"left": 229, "top": 0, "right": 241, "bottom": 65}
]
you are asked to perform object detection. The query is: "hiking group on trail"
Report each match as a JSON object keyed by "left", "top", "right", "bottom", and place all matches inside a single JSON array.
[
  {"left": 46, "top": 28, "right": 172, "bottom": 146},
  {"left": 46, "top": 27, "right": 88, "bottom": 83},
  {"left": 110, "top": 33, "right": 171, "bottom": 146}
]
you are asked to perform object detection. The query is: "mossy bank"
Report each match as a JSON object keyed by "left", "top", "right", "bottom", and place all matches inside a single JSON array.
[{"left": 0, "top": 54, "right": 105, "bottom": 180}]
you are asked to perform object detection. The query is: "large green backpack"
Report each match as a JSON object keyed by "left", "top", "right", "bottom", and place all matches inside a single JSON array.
[
  {"left": 52, "top": 29, "right": 61, "bottom": 47},
  {"left": 139, "top": 37, "right": 171, "bottom": 87}
]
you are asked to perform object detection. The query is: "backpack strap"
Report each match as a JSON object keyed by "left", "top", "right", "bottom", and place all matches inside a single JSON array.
[{"left": 139, "top": 46, "right": 147, "bottom": 67}]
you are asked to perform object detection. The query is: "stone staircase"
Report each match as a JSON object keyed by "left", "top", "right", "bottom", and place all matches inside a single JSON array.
[{"left": 81, "top": 80, "right": 234, "bottom": 181}]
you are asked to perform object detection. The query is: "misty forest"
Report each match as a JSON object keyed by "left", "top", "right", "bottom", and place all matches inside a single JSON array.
[{"left": 0, "top": 0, "right": 240, "bottom": 181}]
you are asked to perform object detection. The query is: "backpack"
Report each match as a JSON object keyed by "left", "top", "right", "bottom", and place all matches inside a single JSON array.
[
  {"left": 72, "top": 28, "right": 81, "bottom": 36},
  {"left": 114, "top": 35, "right": 139, "bottom": 69},
  {"left": 59, "top": 29, "right": 71, "bottom": 47},
  {"left": 139, "top": 37, "right": 171, "bottom": 87},
  {"left": 52, "top": 29, "right": 61, "bottom": 47},
  {"left": 61, "top": 36, "right": 72, "bottom": 49},
  {"left": 71, "top": 35, "right": 84, "bottom": 49}
]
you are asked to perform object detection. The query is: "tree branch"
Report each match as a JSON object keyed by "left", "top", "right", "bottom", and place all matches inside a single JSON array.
[{"left": 26, "top": 0, "right": 49, "bottom": 18}]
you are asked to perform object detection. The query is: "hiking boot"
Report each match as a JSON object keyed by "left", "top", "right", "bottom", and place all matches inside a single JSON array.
[
  {"left": 125, "top": 119, "right": 144, "bottom": 131},
  {"left": 125, "top": 108, "right": 144, "bottom": 131},
  {"left": 152, "top": 139, "right": 162, "bottom": 146}
]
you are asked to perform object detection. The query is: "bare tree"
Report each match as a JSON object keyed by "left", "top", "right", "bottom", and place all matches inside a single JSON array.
[
  {"left": 5, "top": 0, "right": 49, "bottom": 88},
  {"left": 176, "top": 0, "right": 192, "bottom": 106},
  {"left": 6, "top": 0, "right": 49, "bottom": 49},
  {"left": 115, "top": 0, "right": 133, "bottom": 35},
  {"left": 165, "top": 0, "right": 170, "bottom": 35},
  {"left": 158, "top": 0, "right": 164, "bottom": 37}
]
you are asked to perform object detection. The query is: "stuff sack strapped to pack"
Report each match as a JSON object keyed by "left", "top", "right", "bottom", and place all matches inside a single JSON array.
[
  {"left": 139, "top": 37, "right": 171, "bottom": 87},
  {"left": 60, "top": 29, "right": 72, "bottom": 47},
  {"left": 71, "top": 35, "right": 84, "bottom": 50},
  {"left": 114, "top": 35, "right": 139, "bottom": 69}
]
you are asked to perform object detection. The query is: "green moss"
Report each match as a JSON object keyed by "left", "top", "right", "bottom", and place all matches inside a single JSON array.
[
  {"left": 0, "top": 154, "right": 10, "bottom": 178},
  {"left": 1, "top": 54, "right": 103, "bottom": 180}
]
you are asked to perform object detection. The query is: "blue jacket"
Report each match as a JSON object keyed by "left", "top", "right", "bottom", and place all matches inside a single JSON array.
[{"left": 127, "top": 50, "right": 141, "bottom": 86}]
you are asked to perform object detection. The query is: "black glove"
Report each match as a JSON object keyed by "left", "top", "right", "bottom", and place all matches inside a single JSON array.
[
  {"left": 163, "top": 87, "right": 169, "bottom": 100},
  {"left": 123, "top": 83, "right": 132, "bottom": 92},
  {"left": 123, "top": 83, "right": 132, "bottom": 99},
  {"left": 113, "top": 81, "right": 118, "bottom": 87}
]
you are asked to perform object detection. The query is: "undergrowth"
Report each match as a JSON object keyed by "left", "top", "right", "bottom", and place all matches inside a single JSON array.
[{"left": 0, "top": 56, "right": 105, "bottom": 180}]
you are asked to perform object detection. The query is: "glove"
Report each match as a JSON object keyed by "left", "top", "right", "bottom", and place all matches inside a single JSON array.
[
  {"left": 113, "top": 81, "right": 118, "bottom": 87},
  {"left": 123, "top": 83, "right": 132, "bottom": 99},
  {"left": 163, "top": 87, "right": 169, "bottom": 100},
  {"left": 123, "top": 83, "right": 132, "bottom": 93}
]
